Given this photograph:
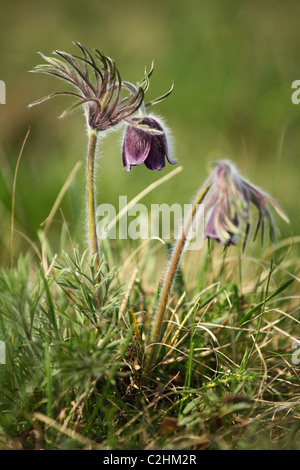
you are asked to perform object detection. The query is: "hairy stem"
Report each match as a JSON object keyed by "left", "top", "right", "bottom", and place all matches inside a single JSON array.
[
  {"left": 144, "top": 181, "right": 212, "bottom": 375},
  {"left": 87, "top": 129, "right": 101, "bottom": 291}
]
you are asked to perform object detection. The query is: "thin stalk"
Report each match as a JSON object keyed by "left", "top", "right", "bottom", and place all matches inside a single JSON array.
[
  {"left": 11, "top": 127, "right": 31, "bottom": 268},
  {"left": 87, "top": 128, "right": 101, "bottom": 293},
  {"left": 144, "top": 181, "right": 212, "bottom": 375}
]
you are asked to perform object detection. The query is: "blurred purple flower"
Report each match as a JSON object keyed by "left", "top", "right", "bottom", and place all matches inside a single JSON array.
[
  {"left": 203, "top": 161, "right": 289, "bottom": 247},
  {"left": 122, "top": 115, "right": 176, "bottom": 171}
]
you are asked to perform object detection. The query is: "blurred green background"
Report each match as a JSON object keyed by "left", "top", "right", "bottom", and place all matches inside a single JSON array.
[{"left": 1, "top": 0, "right": 300, "bottom": 264}]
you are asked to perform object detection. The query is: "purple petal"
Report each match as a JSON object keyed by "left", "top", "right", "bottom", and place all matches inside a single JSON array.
[
  {"left": 144, "top": 134, "right": 167, "bottom": 170},
  {"left": 204, "top": 206, "right": 238, "bottom": 246},
  {"left": 245, "top": 181, "right": 289, "bottom": 224},
  {"left": 122, "top": 125, "right": 151, "bottom": 171},
  {"left": 147, "top": 118, "right": 176, "bottom": 166},
  {"left": 204, "top": 206, "right": 220, "bottom": 240},
  {"left": 166, "top": 153, "right": 177, "bottom": 165}
]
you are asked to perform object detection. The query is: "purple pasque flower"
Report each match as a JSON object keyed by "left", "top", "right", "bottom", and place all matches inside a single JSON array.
[
  {"left": 122, "top": 114, "right": 176, "bottom": 171},
  {"left": 28, "top": 42, "right": 144, "bottom": 132},
  {"left": 203, "top": 160, "right": 289, "bottom": 247}
]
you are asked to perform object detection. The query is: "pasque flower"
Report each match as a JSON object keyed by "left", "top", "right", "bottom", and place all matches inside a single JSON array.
[
  {"left": 203, "top": 160, "right": 289, "bottom": 247},
  {"left": 28, "top": 42, "right": 146, "bottom": 299},
  {"left": 120, "top": 75, "right": 176, "bottom": 171},
  {"left": 29, "top": 43, "right": 175, "bottom": 307},
  {"left": 122, "top": 114, "right": 176, "bottom": 171}
]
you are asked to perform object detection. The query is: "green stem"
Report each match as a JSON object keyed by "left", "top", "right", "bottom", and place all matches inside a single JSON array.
[
  {"left": 143, "top": 181, "right": 212, "bottom": 375},
  {"left": 87, "top": 129, "right": 101, "bottom": 290}
]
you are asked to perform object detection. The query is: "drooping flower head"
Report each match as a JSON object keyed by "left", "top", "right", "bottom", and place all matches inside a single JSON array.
[
  {"left": 121, "top": 70, "right": 176, "bottom": 171},
  {"left": 122, "top": 114, "right": 176, "bottom": 171},
  {"left": 28, "top": 42, "right": 145, "bottom": 131},
  {"left": 203, "top": 160, "right": 289, "bottom": 247}
]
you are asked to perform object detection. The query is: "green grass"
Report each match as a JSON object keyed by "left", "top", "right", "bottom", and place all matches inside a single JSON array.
[
  {"left": 1, "top": 1, "right": 300, "bottom": 450},
  {"left": 0, "top": 226, "right": 299, "bottom": 450}
]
